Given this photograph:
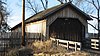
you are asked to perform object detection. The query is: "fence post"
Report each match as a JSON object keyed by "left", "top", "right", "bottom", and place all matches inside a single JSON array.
[
  {"left": 67, "top": 42, "right": 69, "bottom": 50},
  {"left": 91, "top": 39, "right": 99, "bottom": 50},
  {"left": 57, "top": 39, "right": 59, "bottom": 46},
  {"left": 80, "top": 43, "right": 81, "bottom": 50},
  {"left": 75, "top": 42, "right": 77, "bottom": 51}
]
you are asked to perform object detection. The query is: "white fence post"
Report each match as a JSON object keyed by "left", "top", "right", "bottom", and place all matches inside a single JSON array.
[
  {"left": 67, "top": 42, "right": 69, "bottom": 50},
  {"left": 75, "top": 42, "right": 77, "bottom": 51},
  {"left": 57, "top": 39, "right": 59, "bottom": 46}
]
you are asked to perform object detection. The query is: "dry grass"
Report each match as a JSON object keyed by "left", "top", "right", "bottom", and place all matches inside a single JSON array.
[
  {"left": 7, "top": 40, "right": 99, "bottom": 56},
  {"left": 32, "top": 40, "right": 52, "bottom": 50},
  {"left": 65, "top": 51, "right": 90, "bottom": 56},
  {"left": 30, "top": 40, "right": 68, "bottom": 53},
  {"left": 33, "top": 51, "right": 90, "bottom": 56},
  {"left": 30, "top": 40, "right": 91, "bottom": 56}
]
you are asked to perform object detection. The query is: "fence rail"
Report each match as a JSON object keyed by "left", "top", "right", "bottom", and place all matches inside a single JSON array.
[
  {"left": 50, "top": 38, "right": 81, "bottom": 51},
  {"left": 91, "top": 39, "right": 99, "bottom": 50}
]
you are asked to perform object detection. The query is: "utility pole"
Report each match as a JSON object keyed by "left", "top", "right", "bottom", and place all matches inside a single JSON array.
[
  {"left": 97, "top": 9, "right": 100, "bottom": 50},
  {"left": 98, "top": 9, "right": 99, "bottom": 39},
  {"left": 21, "top": 0, "right": 25, "bottom": 46}
]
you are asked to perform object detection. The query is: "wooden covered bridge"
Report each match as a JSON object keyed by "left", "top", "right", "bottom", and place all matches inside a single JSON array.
[{"left": 10, "top": 2, "right": 99, "bottom": 51}]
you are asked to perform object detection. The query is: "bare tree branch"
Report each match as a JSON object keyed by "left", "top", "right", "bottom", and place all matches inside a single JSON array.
[
  {"left": 88, "top": 22, "right": 98, "bottom": 31},
  {"left": 92, "top": 0, "right": 98, "bottom": 9},
  {"left": 57, "top": 0, "right": 64, "bottom": 4},
  {"left": 26, "top": 0, "right": 38, "bottom": 14},
  {"left": 86, "top": 0, "right": 98, "bottom": 10},
  {"left": 91, "top": 0, "right": 98, "bottom": 10},
  {"left": 40, "top": 0, "right": 47, "bottom": 10},
  {"left": 89, "top": 15, "right": 98, "bottom": 20},
  {"left": 26, "top": 0, "right": 48, "bottom": 14},
  {"left": 97, "top": 0, "right": 99, "bottom": 8},
  {"left": 25, "top": 6, "right": 35, "bottom": 13},
  {"left": 45, "top": 0, "right": 48, "bottom": 9}
]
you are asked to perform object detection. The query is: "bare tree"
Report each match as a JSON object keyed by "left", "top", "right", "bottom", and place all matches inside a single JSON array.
[
  {"left": 0, "top": 0, "right": 10, "bottom": 32},
  {"left": 86, "top": 0, "right": 100, "bottom": 38},
  {"left": 26, "top": 0, "right": 39, "bottom": 14},
  {"left": 26, "top": 0, "right": 48, "bottom": 14},
  {"left": 74, "top": 0, "right": 100, "bottom": 38}
]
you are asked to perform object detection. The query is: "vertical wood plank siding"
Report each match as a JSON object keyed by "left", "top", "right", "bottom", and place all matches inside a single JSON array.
[{"left": 47, "top": 6, "right": 87, "bottom": 26}]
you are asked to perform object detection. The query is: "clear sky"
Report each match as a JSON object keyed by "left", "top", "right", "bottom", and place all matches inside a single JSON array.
[
  {"left": 7, "top": 0, "right": 22, "bottom": 27},
  {"left": 6, "top": 0, "right": 97, "bottom": 33},
  {"left": 7, "top": 0, "right": 60, "bottom": 27}
]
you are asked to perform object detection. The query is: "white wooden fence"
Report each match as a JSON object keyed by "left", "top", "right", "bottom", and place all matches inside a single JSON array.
[
  {"left": 50, "top": 38, "right": 81, "bottom": 51},
  {"left": 91, "top": 39, "right": 99, "bottom": 50}
]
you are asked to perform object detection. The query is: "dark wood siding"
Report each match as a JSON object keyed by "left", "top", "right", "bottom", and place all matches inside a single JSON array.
[{"left": 49, "top": 18, "right": 85, "bottom": 42}]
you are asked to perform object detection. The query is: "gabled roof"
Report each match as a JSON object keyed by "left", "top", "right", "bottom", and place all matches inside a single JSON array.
[{"left": 11, "top": 2, "right": 92, "bottom": 30}]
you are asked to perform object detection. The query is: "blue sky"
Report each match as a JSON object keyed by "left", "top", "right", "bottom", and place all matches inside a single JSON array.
[
  {"left": 7, "top": 0, "right": 22, "bottom": 27},
  {"left": 7, "top": 0, "right": 60, "bottom": 27},
  {"left": 6, "top": 0, "right": 97, "bottom": 33}
]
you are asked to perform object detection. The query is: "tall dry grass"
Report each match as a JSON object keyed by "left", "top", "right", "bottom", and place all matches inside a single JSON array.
[{"left": 7, "top": 40, "right": 98, "bottom": 56}]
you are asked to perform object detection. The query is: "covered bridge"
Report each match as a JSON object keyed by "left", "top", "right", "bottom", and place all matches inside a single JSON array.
[{"left": 11, "top": 2, "right": 92, "bottom": 47}]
